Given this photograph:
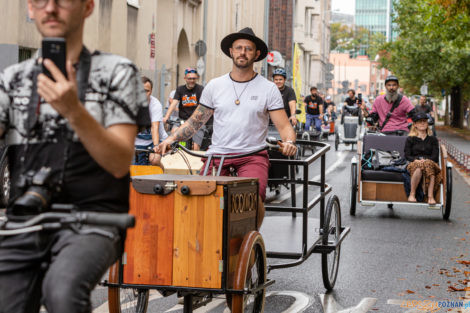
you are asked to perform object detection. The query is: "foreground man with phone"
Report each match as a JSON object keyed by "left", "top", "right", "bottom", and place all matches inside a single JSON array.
[{"left": 0, "top": 0, "right": 146, "bottom": 312}]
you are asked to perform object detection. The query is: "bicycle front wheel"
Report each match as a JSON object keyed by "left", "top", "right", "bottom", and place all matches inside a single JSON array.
[{"left": 108, "top": 262, "right": 149, "bottom": 313}]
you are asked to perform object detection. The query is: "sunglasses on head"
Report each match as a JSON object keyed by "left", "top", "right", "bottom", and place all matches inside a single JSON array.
[{"left": 185, "top": 68, "right": 198, "bottom": 75}]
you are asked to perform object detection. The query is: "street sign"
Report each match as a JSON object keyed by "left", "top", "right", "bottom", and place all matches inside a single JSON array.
[
  {"left": 195, "top": 40, "right": 207, "bottom": 57},
  {"left": 267, "top": 51, "right": 283, "bottom": 67},
  {"left": 325, "top": 73, "right": 334, "bottom": 81},
  {"left": 420, "top": 84, "right": 428, "bottom": 95},
  {"left": 267, "top": 52, "right": 274, "bottom": 63},
  {"left": 325, "top": 81, "right": 332, "bottom": 88},
  {"left": 326, "top": 63, "right": 334, "bottom": 71},
  {"left": 196, "top": 57, "right": 205, "bottom": 76}
]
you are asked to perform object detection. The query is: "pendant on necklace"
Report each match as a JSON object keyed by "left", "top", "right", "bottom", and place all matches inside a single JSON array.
[{"left": 235, "top": 99, "right": 240, "bottom": 105}]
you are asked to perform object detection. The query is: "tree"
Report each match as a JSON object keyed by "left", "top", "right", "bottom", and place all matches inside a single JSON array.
[
  {"left": 330, "top": 23, "right": 380, "bottom": 59},
  {"left": 377, "top": 0, "right": 470, "bottom": 127}
]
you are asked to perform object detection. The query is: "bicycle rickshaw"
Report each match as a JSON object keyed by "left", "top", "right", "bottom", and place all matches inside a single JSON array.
[
  {"left": 102, "top": 140, "right": 350, "bottom": 313},
  {"left": 335, "top": 104, "right": 365, "bottom": 151},
  {"left": 349, "top": 134, "right": 453, "bottom": 219}
]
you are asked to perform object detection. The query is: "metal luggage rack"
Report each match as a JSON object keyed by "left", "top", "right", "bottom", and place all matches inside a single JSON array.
[{"left": 263, "top": 139, "right": 350, "bottom": 272}]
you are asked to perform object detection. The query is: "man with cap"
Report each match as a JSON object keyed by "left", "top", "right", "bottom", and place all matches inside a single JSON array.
[
  {"left": 272, "top": 68, "right": 297, "bottom": 125},
  {"left": 370, "top": 75, "right": 415, "bottom": 135},
  {"left": 163, "top": 67, "right": 207, "bottom": 150},
  {"left": 304, "top": 86, "right": 324, "bottom": 132},
  {"left": 158, "top": 27, "right": 297, "bottom": 229}
]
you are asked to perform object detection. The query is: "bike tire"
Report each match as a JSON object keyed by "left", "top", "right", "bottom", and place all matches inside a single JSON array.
[
  {"left": 231, "top": 231, "right": 267, "bottom": 313},
  {"left": 349, "top": 163, "right": 357, "bottom": 216},
  {"left": 443, "top": 166, "right": 452, "bottom": 220},
  {"left": 108, "top": 262, "right": 150, "bottom": 313},
  {"left": 321, "top": 195, "right": 342, "bottom": 291}
]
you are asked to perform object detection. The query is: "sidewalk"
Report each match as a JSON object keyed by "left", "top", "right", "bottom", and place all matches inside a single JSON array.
[
  {"left": 436, "top": 125, "right": 470, "bottom": 186},
  {"left": 436, "top": 126, "right": 470, "bottom": 154}
]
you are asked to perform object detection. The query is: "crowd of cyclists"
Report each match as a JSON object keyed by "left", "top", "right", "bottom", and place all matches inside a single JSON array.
[{"left": 0, "top": 1, "right": 445, "bottom": 312}]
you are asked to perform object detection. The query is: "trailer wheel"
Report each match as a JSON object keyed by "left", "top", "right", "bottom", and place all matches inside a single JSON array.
[
  {"left": 442, "top": 166, "right": 452, "bottom": 220},
  {"left": 349, "top": 163, "right": 357, "bottom": 216},
  {"left": 321, "top": 195, "right": 342, "bottom": 291}
]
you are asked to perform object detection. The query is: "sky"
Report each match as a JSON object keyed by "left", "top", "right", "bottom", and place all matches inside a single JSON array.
[{"left": 331, "top": 0, "right": 355, "bottom": 15}]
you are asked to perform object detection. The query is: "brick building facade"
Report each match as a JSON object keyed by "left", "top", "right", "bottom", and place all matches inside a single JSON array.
[{"left": 269, "top": 0, "right": 294, "bottom": 61}]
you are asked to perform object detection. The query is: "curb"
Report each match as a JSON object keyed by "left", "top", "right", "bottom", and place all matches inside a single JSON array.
[{"left": 436, "top": 125, "right": 470, "bottom": 141}]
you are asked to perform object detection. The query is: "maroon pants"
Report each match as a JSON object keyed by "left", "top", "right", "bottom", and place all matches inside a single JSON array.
[{"left": 201, "top": 151, "right": 270, "bottom": 201}]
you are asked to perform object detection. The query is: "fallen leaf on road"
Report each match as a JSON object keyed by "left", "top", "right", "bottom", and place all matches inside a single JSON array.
[
  {"left": 465, "top": 271, "right": 470, "bottom": 277},
  {"left": 448, "top": 286, "right": 466, "bottom": 292},
  {"left": 457, "top": 260, "right": 470, "bottom": 265},
  {"left": 398, "top": 278, "right": 406, "bottom": 280},
  {"left": 425, "top": 286, "right": 432, "bottom": 289},
  {"left": 429, "top": 295, "right": 435, "bottom": 298},
  {"left": 406, "top": 290, "right": 415, "bottom": 294},
  {"left": 433, "top": 284, "right": 440, "bottom": 286}
]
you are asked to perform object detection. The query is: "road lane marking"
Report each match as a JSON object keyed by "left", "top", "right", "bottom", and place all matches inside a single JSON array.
[
  {"left": 269, "top": 151, "right": 349, "bottom": 204},
  {"left": 320, "top": 294, "right": 377, "bottom": 313},
  {"left": 271, "top": 291, "right": 311, "bottom": 312},
  {"left": 163, "top": 290, "right": 311, "bottom": 312}
]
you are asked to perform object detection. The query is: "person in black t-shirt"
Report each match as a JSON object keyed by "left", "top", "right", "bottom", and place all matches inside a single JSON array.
[
  {"left": 272, "top": 68, "right": 297, "bottom": 125},
  {"left": 405, "top": 112, "right": 441, "bottom": 204},
  {"left": 344, "top": 89, "right": 359, "bottom": 107},
  {"left": 163, "top": 68, "right": 206, "bottom": 150},
  {"left": 304, "top": 86, "right": 324, "bottom": 131},
  {"left": 415, "top": 95, "right": 434, "bottom": 118}
]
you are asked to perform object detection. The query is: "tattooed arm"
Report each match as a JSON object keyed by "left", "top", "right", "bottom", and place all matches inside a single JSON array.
[{"left": 157, "top": 104, "right": 214, "bottom": 154}]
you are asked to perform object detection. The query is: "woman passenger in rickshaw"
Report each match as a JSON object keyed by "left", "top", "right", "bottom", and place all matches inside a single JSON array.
[{"left": 405, "top": 112, "right": 442, "bottom": 204}]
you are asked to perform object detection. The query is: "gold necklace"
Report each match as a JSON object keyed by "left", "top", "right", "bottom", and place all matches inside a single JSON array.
[{"left": 231, "top": 72, "right": 256, "bottom": 105}]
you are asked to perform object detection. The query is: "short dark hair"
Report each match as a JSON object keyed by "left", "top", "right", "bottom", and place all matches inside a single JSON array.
[
  {"left": 310, "top": 86, "right": 318, "bottom": 91},
  {"left": 141, "top": 76, "right": 153, "bottom": 89},
  {"left": 347, "top": 89, "right": 355, "bottom": 95}
]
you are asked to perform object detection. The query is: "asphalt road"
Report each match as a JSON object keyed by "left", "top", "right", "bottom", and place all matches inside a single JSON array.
[{"left": 89, "top": 136, "right": 470, "bottom": 313}]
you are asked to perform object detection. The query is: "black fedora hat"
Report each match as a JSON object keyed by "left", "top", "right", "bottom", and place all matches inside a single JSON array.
[{"left": 220, "top": 27, "right": 268, "bottom": 62}]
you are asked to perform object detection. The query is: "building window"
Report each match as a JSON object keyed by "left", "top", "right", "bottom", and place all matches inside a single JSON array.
[{"left": 127, "top": 0, "right": 139, "bottom": 8}]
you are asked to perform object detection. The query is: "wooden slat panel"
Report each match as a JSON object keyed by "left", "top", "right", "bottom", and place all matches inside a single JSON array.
[
  {"left": 376, "top": 183, "right": 408, "bottom": 201},
  {"left": 362, "top": 182, "right": 376, "bottom": 200},
  {"left": 172, "top": 185, "right": 224, "bottom": 288},
  {"left": 123, "top": 185, "right": 174, "bottom": 285}
]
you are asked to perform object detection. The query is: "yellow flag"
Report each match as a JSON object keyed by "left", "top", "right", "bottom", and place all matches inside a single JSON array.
[{"left": 293, "top": 43, "right": 305, "bottom": 123}]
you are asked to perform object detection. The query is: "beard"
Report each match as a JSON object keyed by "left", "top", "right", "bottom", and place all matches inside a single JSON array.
[
  {"left": 385, "top": 89, "right": 398, "bottom": 102},
  {"left": 232, "top": 56, "right": 256, "bottom": 69}
]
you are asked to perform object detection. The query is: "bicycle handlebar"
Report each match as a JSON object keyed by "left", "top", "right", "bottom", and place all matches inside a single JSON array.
[
  {"left": 169, "top": 142, "right": 272, "bottom": 160},
  {"left": 1, "top": 211, "right": 135, "bottom": 232}
]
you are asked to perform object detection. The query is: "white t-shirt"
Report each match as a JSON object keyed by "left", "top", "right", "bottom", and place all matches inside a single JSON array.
[
  {"left": 135, "top": 96, "right": 168, "bottom": 146},
  {"left": 199, "top": 73, "right": 283, "bottom": 154}
]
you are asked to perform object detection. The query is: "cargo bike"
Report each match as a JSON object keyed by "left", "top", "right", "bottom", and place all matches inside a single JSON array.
[
  {"left": 102, "top": 140, "right": 350, "bottom": 313},
  {"left": 349, "top": 134, "right": 453, "bottom": 219}
]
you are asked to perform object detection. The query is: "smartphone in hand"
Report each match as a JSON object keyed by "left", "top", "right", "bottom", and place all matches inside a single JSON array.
[
  {"left": 42, "top": 37, "right": 66, "bottom": 81},
  {"left": 357, "top": 93, "right": 362, "bottom": 104}
]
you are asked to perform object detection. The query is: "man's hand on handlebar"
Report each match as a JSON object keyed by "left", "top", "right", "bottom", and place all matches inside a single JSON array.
[
  {"left": 156, "top": 136, "right": 176, "bottom": 155},
  {"left": 279, "top": 141, "right": 297, "bottom": 157}
]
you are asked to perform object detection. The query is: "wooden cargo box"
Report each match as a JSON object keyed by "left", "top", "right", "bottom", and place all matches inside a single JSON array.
[{"left": 122, "top": 174, "right": 258, "bottom": 290}]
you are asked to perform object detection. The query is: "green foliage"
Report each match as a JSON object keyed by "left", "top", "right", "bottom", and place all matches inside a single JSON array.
[
  {"left": 377, "top": 0, "right": 470, "bottom": 97},
  {"left": 330, "top": 23, "right": 384, "bottom": 59}
]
